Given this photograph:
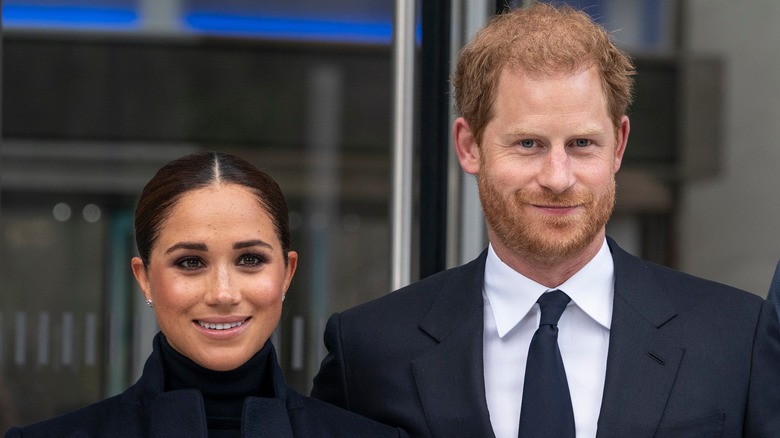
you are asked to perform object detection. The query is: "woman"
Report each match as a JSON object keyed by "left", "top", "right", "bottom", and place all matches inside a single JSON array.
[{"left": 5, "top": 152, "right": 406, "bottom": 437}]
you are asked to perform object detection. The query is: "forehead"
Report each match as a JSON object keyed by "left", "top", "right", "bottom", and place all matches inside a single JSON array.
[
  {"left": 176, "top": 183, "right": 258, "bottom": 203},
  {"left": 159, "top": 184, "right": 274, "bottom": 239},
  {"left": 494, "top": 66, "right": 609, "bottom": 117}
]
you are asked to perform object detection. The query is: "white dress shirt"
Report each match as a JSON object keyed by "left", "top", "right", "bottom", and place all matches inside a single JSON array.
[{"left": 483, "top": 239, "right": 614, "bottom": 438}]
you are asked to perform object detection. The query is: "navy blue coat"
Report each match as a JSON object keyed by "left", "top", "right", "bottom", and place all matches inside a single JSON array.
[
  {"left": 6, "top": 335, "right": 407, "bottom": 438},
  {"left": 312, "top": 237, "right": 780, "bottom": 437}
]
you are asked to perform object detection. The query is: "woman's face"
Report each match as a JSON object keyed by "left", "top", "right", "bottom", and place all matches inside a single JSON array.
[{"left": 131, "top": 183, "right": 297, "bottom": 371}]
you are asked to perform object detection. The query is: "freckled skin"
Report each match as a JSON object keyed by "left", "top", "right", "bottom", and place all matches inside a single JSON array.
[
  {"left": 131, "top": 184, "right": 297, "bottom": 371},
  {"left": 454, "top": 66, "right": 629, "bottom": 287}
]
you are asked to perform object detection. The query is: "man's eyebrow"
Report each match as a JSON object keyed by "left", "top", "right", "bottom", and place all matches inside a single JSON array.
[
  {"left": 165, "top": 242, "right": 207, "bottom": 254},
  {"left": 506, "top": 127, "right": 606, "bottom": 137},
  {"left": 573, "top": 127, "right": 606, "bottom": 137}
]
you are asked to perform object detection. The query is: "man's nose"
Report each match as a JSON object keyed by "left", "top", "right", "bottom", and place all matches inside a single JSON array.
[{"left": 537, "top": 146, "right": 575, "bottom": 194}]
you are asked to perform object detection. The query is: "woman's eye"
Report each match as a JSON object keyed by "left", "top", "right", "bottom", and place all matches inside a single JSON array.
[
  {"left": 237, "top": 254, "right": 265, "bottom": 267},
  {"left": 574, "top": 139, "right": 591, "bottom": 147},
  {"left": 519, "top": 139, "right": 535, "bottom": 148},
  {"left": 176, "top": 257, "right": 204, "bottom": 270}
]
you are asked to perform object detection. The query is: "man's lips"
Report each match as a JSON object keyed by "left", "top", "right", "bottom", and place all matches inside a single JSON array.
[
  {"left": 532, "top": 204, "right": 581, "bottom": 215},
  {"left": 533, "top": 204, "right": 578, "bottom": 208}
]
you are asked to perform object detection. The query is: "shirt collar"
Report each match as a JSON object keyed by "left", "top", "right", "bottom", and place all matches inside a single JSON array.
[{"left": 484, "top": 239, "right": 614, "bottom": 337}]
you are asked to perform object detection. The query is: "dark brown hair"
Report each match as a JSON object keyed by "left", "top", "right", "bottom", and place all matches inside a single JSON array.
[
  {"left": 134, "top": 151, "right": 291, "bottom": 265},
  {"left": 452, "top": 3, "right": 635, "bottom": 145}
]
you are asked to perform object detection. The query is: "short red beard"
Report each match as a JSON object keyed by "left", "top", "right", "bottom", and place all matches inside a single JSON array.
[{"left": 477, "top": 171, "right": 615, "bottom": 266}]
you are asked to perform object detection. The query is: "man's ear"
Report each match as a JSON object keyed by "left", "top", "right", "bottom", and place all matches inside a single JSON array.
[
  {"left": 613, "top": 115, "right": 630, "bottom": 173},
  {"left": 453, "top": 117, "right": 481, "bottom": 175}
]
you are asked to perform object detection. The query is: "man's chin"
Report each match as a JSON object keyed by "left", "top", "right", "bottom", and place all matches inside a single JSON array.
[{"left": 508, "top": 228, "right": 599, "bottom": 265}]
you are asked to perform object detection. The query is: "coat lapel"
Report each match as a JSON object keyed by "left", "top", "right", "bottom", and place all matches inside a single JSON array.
[
  {"left": 242, "top": 398, "right": 294, "bottom": 437},
  {"left": 146, "top": 380, "right": 295, "bottom": 438},
  {"left": 411, "top": 251, "right": 496, "bottom": 438},
  {"left": 596, "top": 239, "right": 684, "bottom": 438},
  {"left": 142, "top": 334, "right": 297, "bottom": 438},
  {"left": 141, "top": 337, "right": 209, "bottom": 438},
  {"left": 149, "top": 389, "right": 208, "bottom": 438}
]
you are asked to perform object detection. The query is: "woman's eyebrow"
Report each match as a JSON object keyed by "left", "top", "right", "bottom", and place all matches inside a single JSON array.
[
  {"left": 233, "top": 240, "right": 272, "bottom": 250},
  {"left": 165, "top": 242, "right": 207, "bottom": 254}
]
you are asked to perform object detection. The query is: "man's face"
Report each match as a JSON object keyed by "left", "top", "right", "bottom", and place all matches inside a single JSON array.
[{"left": 471, "top": 66, "right": 628, "bottom": 266}]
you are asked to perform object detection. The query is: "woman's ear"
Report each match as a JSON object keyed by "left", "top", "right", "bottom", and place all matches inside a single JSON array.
[
  {"left": 131, "top": 257, "right": 153, "bottom": 302},
  {"left": 283, "top": 251, "right": 298, "bottom": 293}
]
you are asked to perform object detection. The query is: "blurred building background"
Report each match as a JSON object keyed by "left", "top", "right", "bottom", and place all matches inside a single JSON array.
[{"left": 0, "top": 0, "right": 778, "bottom": 430}]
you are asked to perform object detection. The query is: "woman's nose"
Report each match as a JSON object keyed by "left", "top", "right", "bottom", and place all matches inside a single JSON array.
[{"left": 205, "top": 265, "right": 241, "bottom": 306}]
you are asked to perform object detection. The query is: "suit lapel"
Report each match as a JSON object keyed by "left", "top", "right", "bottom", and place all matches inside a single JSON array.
[
  {"left": 596, "top": 239, "right": 684, "bottom": 437},
  {"left": 412, "top": 251, "right": 496, "bottom": 438}
]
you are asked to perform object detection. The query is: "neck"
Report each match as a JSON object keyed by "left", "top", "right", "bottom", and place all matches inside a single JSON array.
[
  {"left": 490, "top": 232, "right": 605, "bottom": 288},
  {"left": 159, "top": 335, "right": 278, "bottom": 417}
]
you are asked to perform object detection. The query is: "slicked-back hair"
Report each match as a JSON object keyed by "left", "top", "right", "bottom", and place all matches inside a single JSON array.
[{"left": 134, "top": 151, "right": 291, "bottom": 266}]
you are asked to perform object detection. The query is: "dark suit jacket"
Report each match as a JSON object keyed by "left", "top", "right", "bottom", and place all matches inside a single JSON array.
[
  {"left": 768, "top": 259, "right": 780, "bottom": 322},
  {"left": 6, "top": 334, "right": 407, "bottom": 438},
  {"left": 311, "top": 237, "right": 780, "bottom": 437}
]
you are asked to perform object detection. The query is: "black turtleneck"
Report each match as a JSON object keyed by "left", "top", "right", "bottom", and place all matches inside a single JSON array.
[{"left": 159, "top": 336, "right": 277, "bottom": 438}]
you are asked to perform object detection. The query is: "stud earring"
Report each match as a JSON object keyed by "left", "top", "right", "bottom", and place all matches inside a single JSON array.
[
  {"left": 282, "top": 294, "right": 286, "bottom": 302},
  {"left": 146, "top": 299, "right": 154, "bottom": 308}
]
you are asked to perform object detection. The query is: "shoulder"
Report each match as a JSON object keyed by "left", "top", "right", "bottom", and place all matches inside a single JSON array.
[
  {"left": 641, "top": 254, "right": 760, "bottom": 306},
  {"left": 288, "top": 392, "right": 406, "bottom": 437},
  {"left": 610, "top": 237, "right": 765, "bottom": 319},
  {"left": 4, "top": 392, "right": 142, "bottom": 438},
  {"left": 651, "top": 261, "right": 771, "bottom": 333},
  {"left": 338, "top": 251, "right": 487, "bottom": 323},
  {"left": 5, "top": 339, "right": 167, "bottom": 437}
]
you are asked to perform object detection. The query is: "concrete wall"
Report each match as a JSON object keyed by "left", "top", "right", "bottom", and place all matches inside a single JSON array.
[{"left": 680, "top": 1, "right": 780, "bottom": 296}]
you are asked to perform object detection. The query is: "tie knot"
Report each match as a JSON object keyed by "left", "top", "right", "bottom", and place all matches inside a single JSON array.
[{"left": 537, "top": 289, "right": 571, "bottom": 326}]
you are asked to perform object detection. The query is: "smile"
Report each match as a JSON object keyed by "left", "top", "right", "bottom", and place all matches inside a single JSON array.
[
  {"left": 534, "top": 204, "right": 579, "bottom": 211},
  {"left": 197, "top": 319, "right": 247, "bottom": 330},
  {"left": 533, "top": 203, "right": 578, "bottom": 209}
]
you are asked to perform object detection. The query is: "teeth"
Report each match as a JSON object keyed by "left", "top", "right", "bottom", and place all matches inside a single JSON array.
[{"left": 198, "top": 320, "right": 244, "bottom": 330}]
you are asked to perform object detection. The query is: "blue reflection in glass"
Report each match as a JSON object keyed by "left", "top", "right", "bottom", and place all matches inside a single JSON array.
[
  {"left": 184, "top": 12, "right": 392, "bottom": 43},
  {"left": 2, "top": 3, "right": 407, "bottom": 44},
  {"left": 3, "top": 5, "right": 139, "bottom": 29}
]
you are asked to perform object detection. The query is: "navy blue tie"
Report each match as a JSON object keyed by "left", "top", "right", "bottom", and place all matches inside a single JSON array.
[{"left": 518, "top": 290, "right": 575, "bottom": 438}]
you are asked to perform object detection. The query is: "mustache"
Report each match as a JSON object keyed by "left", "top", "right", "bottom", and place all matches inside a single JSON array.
[{"left": 514, "top": 189, "right": 593, "bottom": 207}]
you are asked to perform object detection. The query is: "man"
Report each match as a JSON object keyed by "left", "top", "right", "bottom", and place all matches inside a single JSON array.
[{"left": 311, "top": 4, "right": 780, "bottom": 437}]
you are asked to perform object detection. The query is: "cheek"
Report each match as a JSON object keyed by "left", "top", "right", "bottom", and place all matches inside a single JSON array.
[
  {"left": 149, "top": 273, "right": 200, "bottom": 311},
  {"left": 245, "top": 274, "right": 286, "bottom": 303},
  {"left": 574, "top": 159, "right": 615, "bottom": 185},
  {"left": 231, "top": 266, "right": 288, "bottom": 304},
  {"left": 483, "top": 157, "right": 521, "bottom": 179}
]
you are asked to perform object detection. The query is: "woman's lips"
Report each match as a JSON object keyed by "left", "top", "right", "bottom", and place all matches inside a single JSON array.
[{"left": 195, "top": 317, "right": 249, "bottom": 331}]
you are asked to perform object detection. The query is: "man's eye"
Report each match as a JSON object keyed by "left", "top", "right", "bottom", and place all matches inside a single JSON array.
[
  {"left": 574, "top": 139, "right": 591, "bottom": 147},
  {"left": 520, "top": 139, "right": 535, "bottom": 148}
]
